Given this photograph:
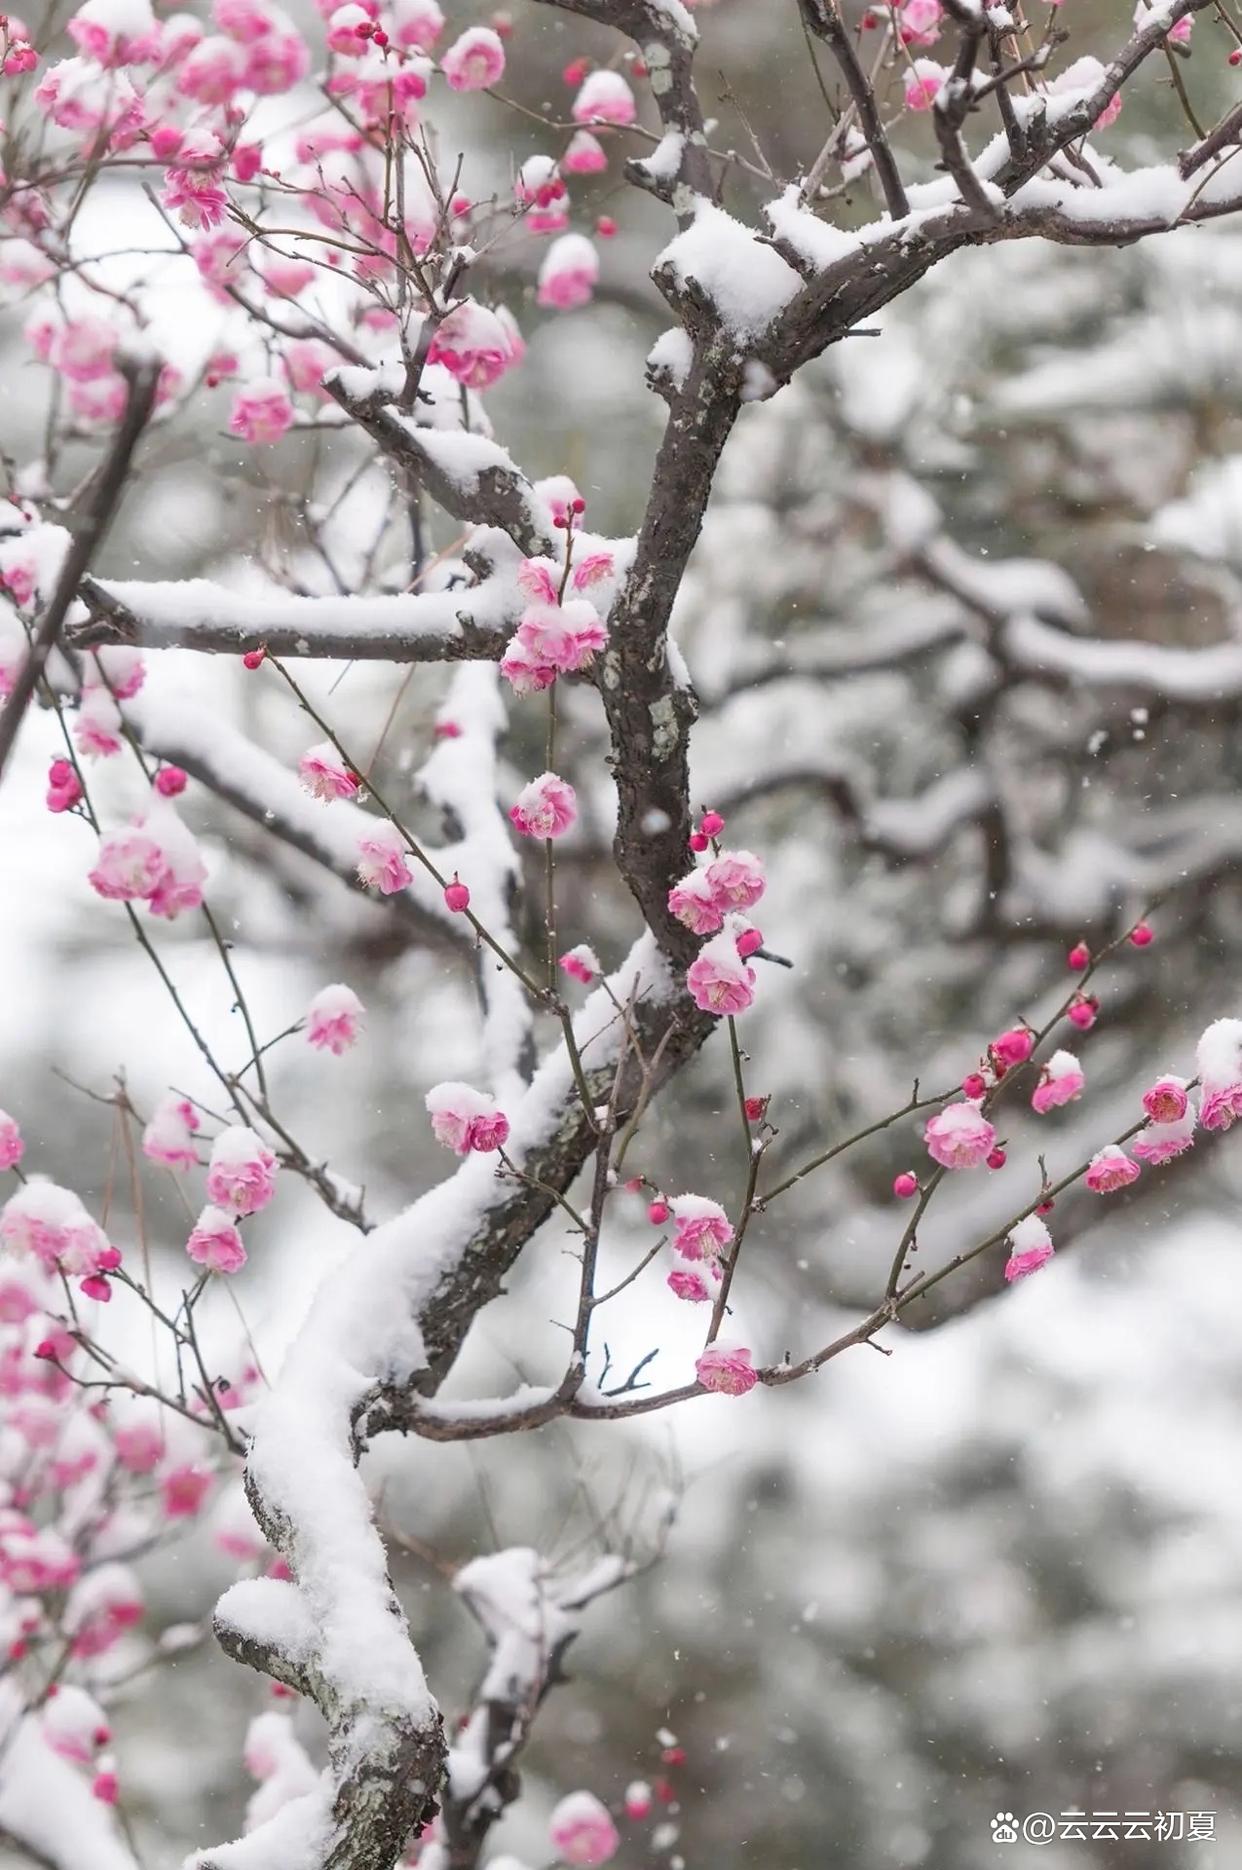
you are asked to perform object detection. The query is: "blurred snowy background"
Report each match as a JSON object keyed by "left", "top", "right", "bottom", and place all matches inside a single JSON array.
[{"left": 4, "top": 0, "right": 1242, "bottom": 1866}]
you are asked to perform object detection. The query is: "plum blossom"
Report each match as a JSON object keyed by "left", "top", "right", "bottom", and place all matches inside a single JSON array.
[
  {"left": 186, "top": 1205, "right": 247, "bottom": 1274},
  {"left": 357, "top": 820, "right": 413, "bottom": 894},
  {"left": 549, "top": 1791, "right": 620, "bottom": 1866},
  {"left": 564, "top": 129, "right": 607, "bottom": 174},
  {"left": 306, "top": 982, "right": 364, "bottom": 1054},
  {"left": 704, "top": 850, "right": 765, "bottom": 912},
  {"left": 229, "top": 380, "right": 294, "bottom": 444},
  {"left": 1084, "top": 1146, "right": 1140, "bottom": 1194},
  {"left": 161, "top": 1463, "right": 213, "bottom": 1518},
  {"left": 142, "top": 1095, "right": 200, "bottom": 1170},
  {"left": 0, "top": 1112, "right": 23, "bottom": 1173},
  {"left": 1196, "top": 1018, "right": 1242, "bottom": 1130},
  {"left": 425, "top": 1082, "right": 509, "bottom": 1154},
  {"left": 923, "top": 1101, "right": 996, "bottom": 1169},
  {"left": 990, "top": 1026, "right": 1033, "bottom": 1069},
  {"left": 67, "top": 0, "right": 160, "bottom": 65},
  {"left": 537, "top": 235, "right": 600, "bottom": 311},
  {"left": 439, "top": 25, "right": 505, "bottom": 90},
  {"left": 428, "top": 299, "right": 518, "bottom": 390},
  {"left": 163, "top": 169, "right": 230, "bottom": 231},
  {"left": 1142, "top": 1074, "right": 1190, "bottom": 1123},
  {"left": 49, "top": 316, "right": 118, "bottom": 383},
  {"left": 206, "top": 1126, "right": 278, "bottom": 1215},
  {"left": 667, "top": 1268, "right": 710, "bottom": 1302},
  {"left": 0, "top": 1179, "right": 114, "bottom": 1275},
  {"left": 572, "top": 68, "right": 636, "bottom": 124},
  {"left": 687, "top": 926, "right": 756, "bottom": 1016},
  {"left": 903, "top": 59, "right": 945, "bottom": 111},
  {"left": 41, "top": 1685, "right": 109, "bottom": 1763},
  {"left": 509, "top": 772, "right": 577, "bottom": 839},
  {"left": 1132, "top": 1107, "right": 1197, "bottom": 1165},
  {"left": 89, "top": 828, "right": 168, "bottom": 904},
  {"left": 695, "top": 1341, "right": 759, "bottom": 1396},
  {"left": 502, "top": 594, "right": 607, "bottom": 687},
  {"left": 900, "top": 0, "right": 943, "bottom": 46},
  {"left": 1004, "top": 1214, "right": 1055, "bottom": 1282},
  {"left": 559, "top": 945, "right": 599, "bottom": 985},
  {"left": 83, "top": 643, "right": 146, "bottom": 699},
  {"left": 65, "top": 1564, "right": 144, "bottom": 1658},
  {"left": 669, "top": 1194, "right": 732, "bottom": 1264},
  {"left": 1030, "top": 1050, "right": 1085, "bottom": 1114},
  {"left": 74, "top": 685, "right": 123, "bottom": 758},
  {"left": 391, "top": 0, "right": 443, "bottom": 48},
  {"left": 298, "top": 741, "right": 359, "bottom": 801}
]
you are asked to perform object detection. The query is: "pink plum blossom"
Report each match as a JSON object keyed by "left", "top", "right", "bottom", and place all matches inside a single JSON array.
[
  {"left": 229, "top": 380, "right": 294, "bottom": 444},
  {"left": 559, "top": 944, "right": 599, "bottom": 985},
  {"left": 1142, "top": 1074, "right": 1190, "bottom": 1123},
  {"left": 537, "top": 235, "right": 599, "bottom": 311},
  {"left": 65, "top": 1564, "right": 144, "bottom": 1659},
  {"left": 83, "top": 644, "right": 146, "bottom": 699},
  {"left": 1004, "top": 1214, "right": 1054, "bottom": 1283},
  {"left": 1084, "top": 1146, "right": 1140, "bottom": 1194},
  {"left": 428, "top": 299, "right": 517, "bottom": 390},
  {"left": 572, "top": 68, "right": 636, "bottom": 124},
  {"left": 357, "top": 821, "right": 413, "bottom": 894},
  {"left": 669, "top": 1193, "right": 732, "bottom": 1264},
  {"left": 390, "top": 0, "right": 443, "bottom": 48},
  {"left": 74, "top": 686, "right": 123, "bottom": 759},
  {"left": 306, "top": 982, "right": 365, "bottom": 1054},
  {"left": 67, "top": 0, "right": 160, "bottom": 65},
  {"left": 425, "top": 1082, "right": 510, "bottom": 1154},
  {"left": 206, "top": 1126, "right": 278, "bottom": 1216},
  {"left": 49, "top": 317, "right": 118, "bottom": 383},
  {"left": 163, "top": 170, "right": 230, "bottom": 231},
  {"left": 704, "top": 850, "right": 765, "bottom": 912},
  {"left": 160, "top": 1463, "right": 213, "bottom": 1518},
  {"left": 41, "top": 1685, "right": 109, "bottom": 1763},
  {"left": 46, "top": 758, "right": 82, "bottom": 813},
  {"left": 687, "top": 928, "right": 756, "bottom": 1016},
  {"left": 1030, "top": 1050, "right": 1085, "bottom": 1114},
  {"left": 439, "top": 25, "right": 505, "bottom": 90},
  {"left": 900, "top": 0, "right": 942, "bottom": 46},
  {"left": 695, "top": 1341, "right": 759, "bottom": 1396},
  {"left": 1, "top": 1180, "right": 113, "bottom": 1276},
  {"left": 549, "top": 1792, "right": 619, "bottom": 1866},
  {"left": 509, "top": 772, "right": 577, "bottom": 839},
  {"left": 923, "top": 1102, "right": 996, "bottom": 1169},
  {"left": 1196, "top": 1018, "right": 1242, "bottom": 1130},
  {"left": 564, "top": 129, "right": 608, "bottom": 174},
  {"left": 186, "top": 1205, "right": 247, "bottom": 1274},
  {"left": 0, "top": 1112, "right": 23, "bottom": 1173},
  {"left": 903, "top": 59, "right": 945, "bottom": 111},
  {"left": 991, "top": 1026, "right": 1033, "bottom": 1069},
  {"left": 667, "top": 1268, "right": 710, "bottom": 1302},
  {"left": 1132, "top": 1109, "right": 1197, "bottom": 1165},
  {"left": 298, "top": 741, "right": 359, "bottom": 801},
  {"left": 142, "top": 1096, "right": 200, "bottom": 1170}
]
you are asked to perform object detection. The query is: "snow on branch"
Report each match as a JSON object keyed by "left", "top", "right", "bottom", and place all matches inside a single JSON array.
[
  {"left": 327, "top": 373, "right": 558, "bottom": 560},
  {"left": 71, "top": 572, "right": 520, "bottom": 664},
  {"left": 198, "top": 942, "right": 712, "bottom": 1870}
]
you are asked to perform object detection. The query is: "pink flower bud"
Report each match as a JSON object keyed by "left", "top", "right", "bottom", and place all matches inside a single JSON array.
[
  {"left": 744, "top": 1096, "right": 766, "bottom": 1122},
  {"left": 242, "top": 646, "right": 267, "bottom": 669},
  {"left": 1130, "top": 921, "right": 1153, "bottom": 947},
  {"left": 986, "top": 1147, "right": 1006, "bottom": 1170},
  {"left": 79, "top": 1275, "right": 111, "bottom": 1302},
  {"left": 893, "top": 1170, "right": 919, "bottom": 1199},
  {"left": 961, "top": 1072, "right": 987, "bottom": 1100},
  {"left": 1067, "top": 942, "right": 1090, "bottom": 970},
  {"left": 154, "top": 765, "right": 188, "bottom": 797},
  {"left": 647, "top": 1199, "right": 669, "bottom": 1226},
  {"left": 699, "top": 810, "right": 725, "bottom": 837},
  {"left": 443, "top": 875, "right": 470, "bottom": 912},
  {"left": 735, "top": 927, "right": 763, "bottom": 958},
  {"left": 688, "top": 832, "right": 709, "bottom": 852},
  {"left": 1067, "top": 997, "right": 1097, "bottom": 1031}
]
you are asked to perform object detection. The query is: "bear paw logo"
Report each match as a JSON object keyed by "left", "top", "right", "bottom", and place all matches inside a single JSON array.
[{"left": 990, "top": 1813, "right": 1019, "bottom": 1843}]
